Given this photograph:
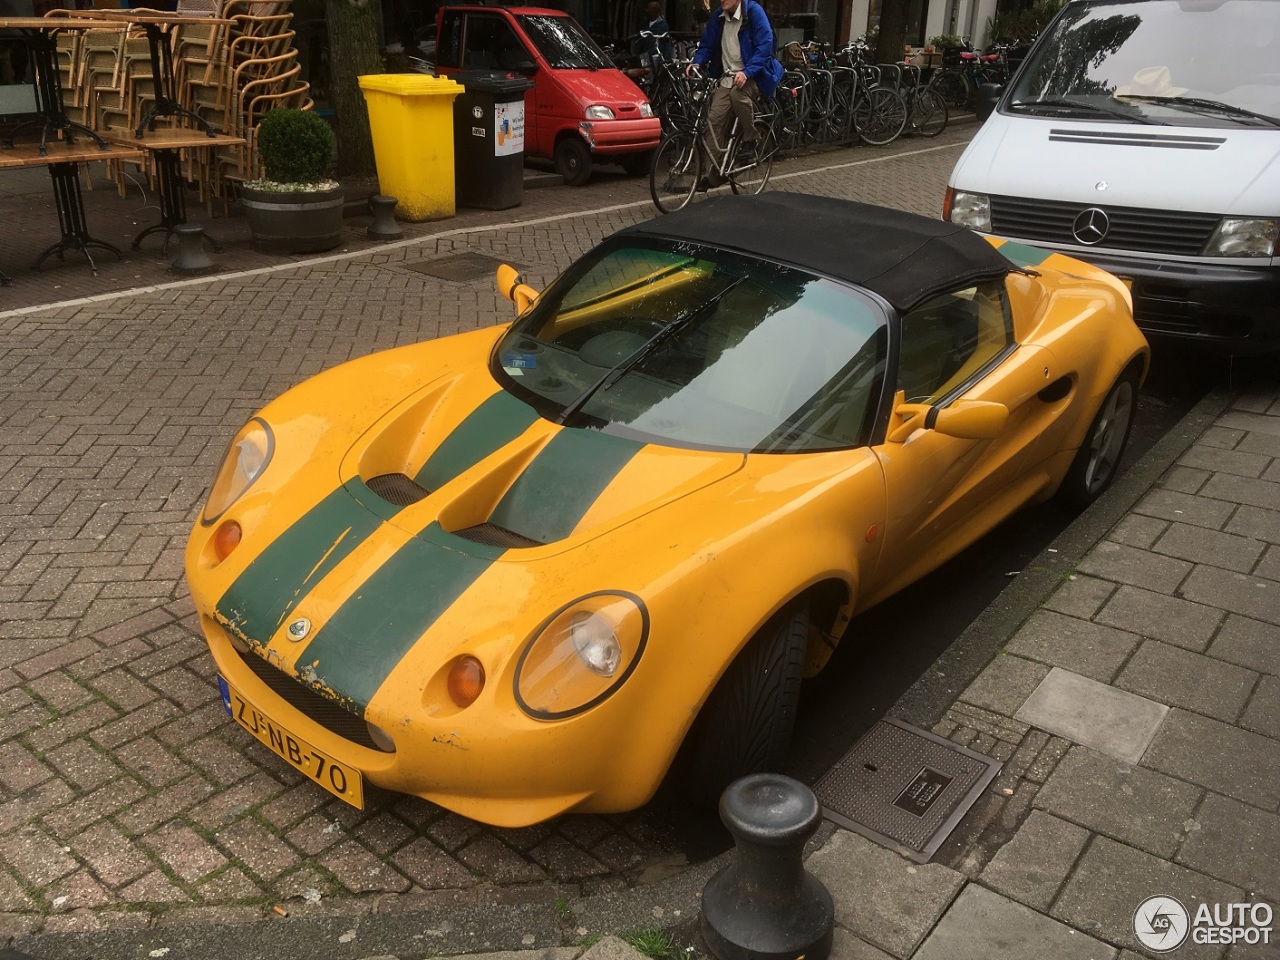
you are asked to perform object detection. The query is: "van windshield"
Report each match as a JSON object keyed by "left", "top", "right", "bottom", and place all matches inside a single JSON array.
[
  {"left": 517, "top": 14, "right": 612, "bottom": 69},
  {"left": 1007, "top": 0, "right": 1280, "bottom": 127}
]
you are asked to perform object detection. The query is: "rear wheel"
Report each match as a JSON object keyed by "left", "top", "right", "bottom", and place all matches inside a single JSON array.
[
  {"left": 1059, "top": 370, "right": 1138, "bottom": 505},
  {"left": 908, "top": 87, "right": 949, "bottom": 137},
  {"left": 858, "top": 87, "right": 906, "bottom": 145},
  {"left": 620, "top": 148, "right": 657, "bottom": 177},
  {"left": 931, "top": 70, "right": 969, "bottom": 110},
  {"left": 729, "top": 116, "right": 777, "bottom": 196},
  {"left": 554, "top": 136, "right": 593, "bottom": 186},
  {"left": 650, "top": 131, "right": 702, "bottom": 213},
  {"left": 683, "top": 604, "right": 808, "bottom": 811}
]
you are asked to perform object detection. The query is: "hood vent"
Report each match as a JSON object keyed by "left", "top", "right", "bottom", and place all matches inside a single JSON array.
[
  {"left": 367, "top": 473, "right": 430, "bottom": 507},
  {"left": 1048, "top": 128, "right": 1225, "bottom": 150},
  {"left": 453, "top": 523, "right": 543, "bottom": 548}
]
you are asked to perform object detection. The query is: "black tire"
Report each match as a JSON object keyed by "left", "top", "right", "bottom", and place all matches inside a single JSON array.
[
  {"left": 1059, "top": 370, "right": 1139, "bottom": 506},
  {"left": 554, "top": 136, "right": 593, "bottom": 186},
  {"left": 683, "top": 604, "right": 808, "bottom": 811},
  {"left": 729, "top": 115, "right": 776, "bottom": 196},
  {"left": 858, "top": 87, "right": 906, "bottom": 145},
  {"left": 931, "top": 70, "right": 969, "bottom": 109},
  {"left": 909, "top": 87, "right": 949, "bottom": 137},
  {"left": 619, "top": 148, "right": 656, "bottom": 177},
  {"left": 650, "top": 131, "right": 702, "bottom": 214}
]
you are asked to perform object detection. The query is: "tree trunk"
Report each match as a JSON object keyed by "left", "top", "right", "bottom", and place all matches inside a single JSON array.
[
  {"left": 874, "top": 0, "right": 908, "bottom": 65},
  {"left": 323, "top": 0, "right": 383, "bottom": 176}
]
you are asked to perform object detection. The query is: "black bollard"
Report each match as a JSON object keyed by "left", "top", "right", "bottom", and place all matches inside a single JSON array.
[
  {"left": 170, "top": 224, "right": 214, "bottom": 275},
  {"left": 701, "top": 774, "right": 834, "bottom": 960},
  {"left": 367, "top": 194, "right": 404, "bottom": 241}
]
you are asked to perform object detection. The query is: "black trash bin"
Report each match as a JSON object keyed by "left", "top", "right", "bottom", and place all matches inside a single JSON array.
[{"left": 451, "top": 71, "right": 534, "bottom": 210}]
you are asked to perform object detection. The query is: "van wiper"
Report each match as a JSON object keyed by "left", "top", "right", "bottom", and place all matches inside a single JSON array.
[
  {"left": 557, "top": 277, "right": 745, "bottom": 425},
  {"left": 1114, "top": 95, "right": 1280, "bottom": 127},
  {"left": 1010, "top": 97, "right": 1163, "bottom": 124}
]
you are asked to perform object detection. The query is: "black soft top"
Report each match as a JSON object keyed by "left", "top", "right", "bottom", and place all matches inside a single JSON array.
[{"left": 620, "top": 194, "right": 1013, "bottom": 313}]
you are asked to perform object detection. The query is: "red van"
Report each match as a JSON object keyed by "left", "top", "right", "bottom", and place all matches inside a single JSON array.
[{"left": 435, "top": 6, "right": 662, "bottom": 185}]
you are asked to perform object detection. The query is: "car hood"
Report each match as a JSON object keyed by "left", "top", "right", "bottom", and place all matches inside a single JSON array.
[
  {"left": 213, "top": 372, "right": 743, "bottom": 713},
  {"left": 953, "top": 114, "right": 1280, "bottom": 214},
  {"left": 551, "top": 68, "right": 650, "bottom": 112}
]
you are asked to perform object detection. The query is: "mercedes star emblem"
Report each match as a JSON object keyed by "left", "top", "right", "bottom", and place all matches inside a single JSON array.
[
  {"left": 1072, "top": 207, "right": 1111, "bottom": 245},
  {"left": 287, "top": 617, "right": 311, "bottom": 641}
]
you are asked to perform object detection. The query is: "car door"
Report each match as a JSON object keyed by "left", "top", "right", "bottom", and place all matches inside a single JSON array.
[{"left": 859, "top": 279, "right": 1056, "bottom": 607}]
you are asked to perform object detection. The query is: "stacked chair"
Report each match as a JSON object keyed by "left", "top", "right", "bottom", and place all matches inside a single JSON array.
[{"left": 48, "top": 0, "right": 311, "bottom": 207}]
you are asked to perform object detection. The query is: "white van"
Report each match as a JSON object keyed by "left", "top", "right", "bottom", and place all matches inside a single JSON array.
[{"left": 944, "top": 0, "right": 1279, "bottom": 353}]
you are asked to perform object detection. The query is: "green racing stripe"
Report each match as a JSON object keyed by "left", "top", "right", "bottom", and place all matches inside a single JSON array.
[
  {"left": 997, "top": 240, "right": 1053, "bottom": 269},
  {"left": 415, "top": 389, "right": 540, "bottom": 491}
]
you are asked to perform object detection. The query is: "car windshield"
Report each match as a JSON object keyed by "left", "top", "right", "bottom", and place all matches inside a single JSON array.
[
  {"left": 491, "top": 240, "right": 887, "bottom": 454},
  {"left": 1007, "top": 0, "right": 1280, "bottom": 127},
  {"left": 517, "top": 14, "right": 612, "bottom": 69}
]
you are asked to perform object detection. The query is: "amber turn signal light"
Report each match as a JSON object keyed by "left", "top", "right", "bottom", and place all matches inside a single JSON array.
[
  {"left": 213, "top": 520, "right": 242, "bottom": 562},
  {"left": 447, "top": 655, "right": 485, "bottom": 708}
]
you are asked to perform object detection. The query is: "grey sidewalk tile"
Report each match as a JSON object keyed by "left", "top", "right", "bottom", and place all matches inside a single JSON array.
[
  {"left": 960, "top": 654, "right": 1050, "bottom": 717},
  {"left": 1078, "top": 542, "right": 1194, "bottom": 595},
  {"left": 1240, "top": 675, "right": 1280, "bottom": 740},
  {"left": 1177, "top": 444, "right": 1271, "bottom": 479},
  {"left": 1208, "top": 615, "right": 1280, "bottom": 676},
  {"left": 1015, "top": 668, "right": 1169, "bottom": 764},
  {"left": 1006, "top": 610, "right": 1142, "bottom": 684},
  {"left": 914, "top": 884, "right": 1116, "bottom": 960},
  {"left": 1116, "top": 641, "right": 1258, "bottom": 723},
  {"left": 805, "top": 830, "right": 964, "bottom": 959},
  {"left": 979, "top": 811, "right": 1090, "bottom": 911},
  {"left": 1200, "top": 474, "right": 1280, "bottom": 513},
  {"left": 1134, "top": 489, "right": 1235, "bottom": 531},
  {"left": 1142, "top": 710, "right": 1280, "bottom": 810},
  {"left": 1216, "top": 410, "right": 1280, "bottom": 440},
  {"left": 1179, "top": 793, "right": 1280, "bottom": 902},
  {"left": 1045, "top": 575, "right": 1120, "bottom": 619},
  {"left": 1106, "top": 516, "right": 1172, "bottom": 552},
  {"left": 1034, "top": 747, "right": 1202, "bottom": 859},
  {"left": 1196, "top": 426, "right": 1246, "bottom": 450},
  {"left": 828, "top": 928, "right": 895, "bottom": 960},
  {"left": 1152, "top": 523, "right": 1267, "bottom": 575},
  {"left": 1238, "top": 430, "right": 1280, "bottom": 458},
  {"left": 1094, "top": 585, "right": 1223, "bottom": 652},
  {"left": 1159, "top": 465, "right": 1212, "bottom": 495},
  {"left": 1254, "top": 544, "right": 1280, "bottom": 582},
  {"left": 1052, "top": 836, "right": 1243, "bottom": 960},
  {"left": 1178, "top": 565, "right": 1280, "bottom": 627}
]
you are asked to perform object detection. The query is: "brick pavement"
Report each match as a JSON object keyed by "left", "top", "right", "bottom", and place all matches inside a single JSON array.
[{"left": 0, "top": 129, "right": 976, "bottom": 941}]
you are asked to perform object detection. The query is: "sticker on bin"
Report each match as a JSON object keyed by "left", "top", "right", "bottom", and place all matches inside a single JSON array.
[{"left": 495, "top": 100, "right": 525, "bottom": 156}]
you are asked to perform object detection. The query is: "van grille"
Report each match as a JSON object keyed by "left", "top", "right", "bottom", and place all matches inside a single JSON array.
[{"left": 989, "top": 195, "right": 1221, "bottom": 256}]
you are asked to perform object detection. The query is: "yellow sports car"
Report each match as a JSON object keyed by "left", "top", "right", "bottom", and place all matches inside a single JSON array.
[{"left": 186, "top": 195, "right": 1148, "bottom": 826}]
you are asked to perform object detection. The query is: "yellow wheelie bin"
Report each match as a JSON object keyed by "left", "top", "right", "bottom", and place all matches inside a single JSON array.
[{"left": 358, "top": 74, "right": 464, "bottom": 222}]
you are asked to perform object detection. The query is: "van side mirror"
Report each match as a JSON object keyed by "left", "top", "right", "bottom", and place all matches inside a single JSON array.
[
  {"left": 975, "top": 83, "right": 1003, "bottom": 122},
  {"left": 496, "top": 263, "right": 540, "bottom": 314}
]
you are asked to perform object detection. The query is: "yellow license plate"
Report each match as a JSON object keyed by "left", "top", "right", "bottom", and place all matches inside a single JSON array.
[{"left": 221, "top": 676, "right": 364, "bottom": 808}]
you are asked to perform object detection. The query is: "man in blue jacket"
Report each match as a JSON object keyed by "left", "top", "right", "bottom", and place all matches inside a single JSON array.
[{"left": 688, "top": 0, "right": 783, "bottom": 170}]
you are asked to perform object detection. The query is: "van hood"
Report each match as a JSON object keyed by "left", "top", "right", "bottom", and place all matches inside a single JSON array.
[{"left": 952, "top": 115, "right": 1280, "bottom": 215}]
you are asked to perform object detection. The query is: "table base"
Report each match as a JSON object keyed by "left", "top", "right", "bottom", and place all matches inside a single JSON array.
[{"left": 33, "top": 161, "right": 125, "bottom": 275}]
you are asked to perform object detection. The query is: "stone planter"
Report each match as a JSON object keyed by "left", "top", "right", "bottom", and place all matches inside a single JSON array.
[{"left": 239, "top": 182, "right": 345, "bottom": 254}]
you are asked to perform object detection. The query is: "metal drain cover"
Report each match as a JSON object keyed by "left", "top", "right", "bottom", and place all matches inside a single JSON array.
[
  {"left": 815, "top": 718, "right": 1001, "bottom": 863},
  {"left": 404, "top": 252, "right": 513, "bottom": 282}
]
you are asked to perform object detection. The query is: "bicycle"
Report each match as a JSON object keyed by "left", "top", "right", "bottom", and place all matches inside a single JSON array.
[
  {"left": 896, "top": 61, "right": 948, "bottom": 137},
  {"left": 928, "top": 42, "right": 1011, "bottom": 110},
  {"left": 649, "top": 69, "right": 779, "bottom": 213}
]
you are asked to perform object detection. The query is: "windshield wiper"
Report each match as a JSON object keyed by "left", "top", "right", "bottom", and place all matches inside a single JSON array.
[
  {"left": 557, "top": 277, "right": 745, "bottom": 425},
  {"left": 1010, "top": 97, "right": 1163, "bottom": 124},
  {"left": 1114, "top": 95, "right": 1280, "bottom": 127}
]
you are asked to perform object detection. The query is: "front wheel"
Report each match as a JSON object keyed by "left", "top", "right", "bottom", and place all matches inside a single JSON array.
[
  {"left": 554, "top": 136, "right": 593, "bottom": 187},
  {"left": 908, "top": 87, "right": 949, "bottom": 138},
  {"left": 858, "top": 87, "right": 907, "bottom": 146},
  {"left": 619, "top": 148, "right": 657, "bottom": 177},
  {"left": 650, "top": 131, "right": 702, "bottom": 213},
  {"left": 1059, "top": 371, "right": 1138, "bottom": 506},
  {"left": 682, "top": 604, "right": 808, "bottom": 811}
]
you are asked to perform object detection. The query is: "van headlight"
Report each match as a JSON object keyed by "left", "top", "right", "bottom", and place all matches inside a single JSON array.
[
  {"left": 1203, "top": 218, "right": 1278, "bottom": 257},
  {"left": 946, "top": 190, "right": 992, "bottom": 232},
  {"left": 585, "top": 105, "right": 616, "bottom": 120},
  {"left": 514, "top": 592, "right": 648, "bottom": 719}
]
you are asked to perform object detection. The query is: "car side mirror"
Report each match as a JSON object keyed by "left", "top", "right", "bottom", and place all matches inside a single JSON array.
[
  {"left": 932, "top": 400, "right": 1008, "bottom": 439},
  {"left": 975, "top": 83, "right": 1003, "bottom": 122},
  {"left": 511, "top": 59, "right": 538, "bottom": 74},
  {"left": 496, "top": 263, "right": 540, "bottom": 314}
]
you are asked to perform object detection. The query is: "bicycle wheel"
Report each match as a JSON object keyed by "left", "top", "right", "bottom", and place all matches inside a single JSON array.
[
  {"left": 908, "top": 87, "right": 948, "bottom": 137},
  {"left": 858, "top": 86, "right": 906, "bottom": 145},
  {"left": 931, "top": 70, "right": 969, "bottom": 109},
  {"left": 650, "top": 130, "right": 702, "bottom": 213},
  {"left": 730, "top": 115, "right": 777, "bottom": 195}
]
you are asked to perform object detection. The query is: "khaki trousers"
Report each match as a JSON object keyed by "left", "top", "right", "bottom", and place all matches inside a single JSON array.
[{"left": 705, "top": 77, "right": 760, "bottom": 160}]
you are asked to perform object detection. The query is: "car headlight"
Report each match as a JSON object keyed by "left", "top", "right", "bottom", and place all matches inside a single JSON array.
[
  {"left": 1203, "top": 218, "right": 1278, "bottom": 257},
  {"left": 202, "top": 417, "right": 273, "bottom": 525},
  {"left": 585, "top": 105, "right": 616, "bottom": 121},
  {"left": 945, "top": 189, "right": 992, "bottom": 232},
  {"left": 514, "top": 591, "right": 649, "bottom": 719},
  {"left": 639, "top": 102, "right": 654, "bottom": 118}
]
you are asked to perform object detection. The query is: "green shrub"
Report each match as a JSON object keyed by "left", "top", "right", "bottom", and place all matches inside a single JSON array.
[
  {"left": 927, "top": 33, "right": 966, "bottom": 50},
  {"left": 255, "top": 108, "right": 335, "bottom": 185}
]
